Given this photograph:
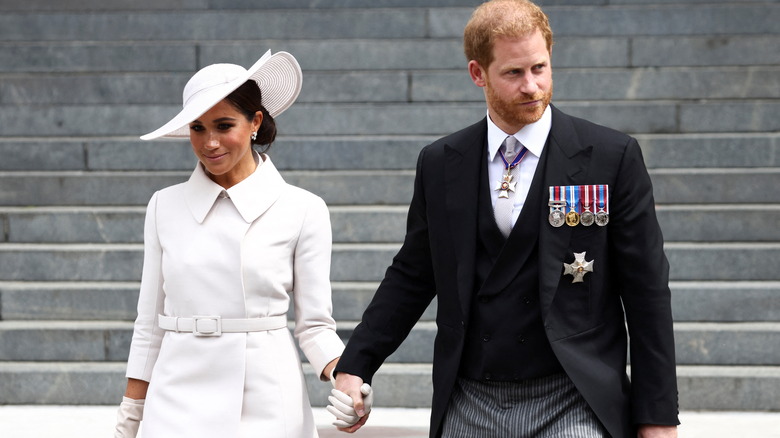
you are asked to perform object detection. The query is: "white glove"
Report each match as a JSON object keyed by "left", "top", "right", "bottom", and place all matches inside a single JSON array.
[
  {"left": 326, "top": 383, "right": 374, "bottom": 428},
  {"left": 114, "top": 396, "right": 145, "bottom": 438}
]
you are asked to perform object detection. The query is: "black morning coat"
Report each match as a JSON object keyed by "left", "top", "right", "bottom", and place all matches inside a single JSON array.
[{"left": 336, "top": 104, "right": 680, "bottom": 438}]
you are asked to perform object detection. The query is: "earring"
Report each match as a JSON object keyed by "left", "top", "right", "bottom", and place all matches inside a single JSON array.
[{"left": 251, "top": 131, "right": 257, "bottom": 141}]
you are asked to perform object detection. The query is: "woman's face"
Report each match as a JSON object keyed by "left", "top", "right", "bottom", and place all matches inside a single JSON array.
[{"left": 189, "top": 99, "right": 262, "bottom": 188}]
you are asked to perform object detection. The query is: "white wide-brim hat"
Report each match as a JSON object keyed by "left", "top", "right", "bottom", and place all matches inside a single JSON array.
[{"left": 140, "top": 50, "right": 301, "bottom": 140}]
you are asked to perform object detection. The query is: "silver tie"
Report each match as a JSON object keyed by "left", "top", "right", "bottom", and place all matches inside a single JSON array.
[{"left": 494, "top": 136, "right": 522, "bottom": 237}]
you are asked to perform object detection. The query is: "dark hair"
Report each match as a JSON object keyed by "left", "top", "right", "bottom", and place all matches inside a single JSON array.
[{"left": 225, "top": 80, "right": 277, "bottom": 152}]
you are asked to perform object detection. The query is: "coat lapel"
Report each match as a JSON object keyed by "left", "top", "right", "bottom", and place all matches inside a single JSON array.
[
  {"left": 538, "top": 106, "right": 594, "bottom": 319},
  {"left": 443, "top": 119, "right": 487, "bottom": 321}
]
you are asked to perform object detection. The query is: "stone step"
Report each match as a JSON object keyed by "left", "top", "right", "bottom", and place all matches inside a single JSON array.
[
  {"left": 1, "top": 167, "right": 778, "bottom": 206},
  {"left": 0, "top": 0, "right": 759, "bottom": 13},
  {"left": 2, "top": 205, "right": 778, "bottom": 244},
  {"left": 2, "top": 36, "right": 779, "bottom": 75},
  {"left": 2, "top": 133, "right": 777, "bottom": 172},
  {"left": 2, "top": 280, "right": 777, "bottom": 323},
  {"left": 1, "top": 4, "right": 776, "bottom": 43},
  {"left": 0, "top": 361, "right": 777, "bottom": 410},
  {"left": 1, "top": 280, "right": 778, "bottom": 323},
  {"left": 0, "top": 241, "right": 778, "bottom": 282},
  {"left": 1, "top": 320, "right": 777, "bottom": 366},
  {"left": 4, "top": 66, "right": 779, "bottom": 106},
  {"left": 4, "top": 101, "right": 779, "bottom": 137}
]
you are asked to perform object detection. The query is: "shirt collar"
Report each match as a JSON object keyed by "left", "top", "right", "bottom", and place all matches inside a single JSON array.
[
  {"left": 486, "top": 104, "right": 552, "bottom": 161},
  {"left": 184, "top": 151, "right": 285, "bottom": 224}
]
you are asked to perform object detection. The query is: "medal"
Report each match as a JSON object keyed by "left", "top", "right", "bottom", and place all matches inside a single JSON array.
[
  {"left": 494, "top": 173, "right": 516, "bottom": 198},
  {"left": 580, "top": 185, "right": 595, "bottom": 226},
  {"left": 548, "top": 186, "right": 566, "bottom": 227},
  {"left": 494, "top": 142, "right": 528, "bottom": 199},
  {"left": 563, "top": 251, "right": 594, "bottom": 283},
  {"left": 595, "top": 184, "right": 609, "bottom": 226},
  {"left": 565, "top": 185, "right": 580, "bottom": 227}
]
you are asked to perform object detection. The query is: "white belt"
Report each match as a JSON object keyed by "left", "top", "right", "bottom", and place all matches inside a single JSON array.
[{"left": 158, "top": 314, "right": 287, "bottom": 337}]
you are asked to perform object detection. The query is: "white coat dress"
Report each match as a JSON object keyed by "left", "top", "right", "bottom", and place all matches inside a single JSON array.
[{"left": 125, "top": 153, "right": 344, "bottom": 437}]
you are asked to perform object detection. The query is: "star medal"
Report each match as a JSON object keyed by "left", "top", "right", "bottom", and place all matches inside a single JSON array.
[
  {"left": 564, "top": 185, "right": 580, "bottom": 227},
  {"left": 494, "top": 173, "right": 516, "bottom": 198},
  {"left": 580, "top": 185, "right": 595, "bottom": 226},
  {"left": 595, "top": 184, "right": 609, "bottom": 226},
  {"left": 563, "top": 251, "right": 594, "bottom": 283},
  {"left": 548, "top": 186, "right": 566, "bottom": 227},
  {"left": 494, "top": 142, "right": 528, "bottom": 199}
]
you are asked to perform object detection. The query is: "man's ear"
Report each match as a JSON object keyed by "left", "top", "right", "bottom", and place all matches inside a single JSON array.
[{"left": 468, "top": 60, "right": 487, "bottom": 88}]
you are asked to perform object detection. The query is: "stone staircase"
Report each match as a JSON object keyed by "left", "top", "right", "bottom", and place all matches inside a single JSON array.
[{"left": 1, "top": 0, "right": 779, "bottom": 412}]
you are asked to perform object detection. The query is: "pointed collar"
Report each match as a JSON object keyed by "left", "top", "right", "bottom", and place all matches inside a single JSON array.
[
  {"left": 184, "top": 151, "right": 285, "bottom": 224},
  {"left": 486, "top": 104, "right": 551, "bottom": 161}
]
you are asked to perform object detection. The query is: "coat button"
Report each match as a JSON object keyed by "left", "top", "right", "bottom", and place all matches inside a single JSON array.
[
  {"left": 482, "top": 334, "right": 491, "bottom": 342},
  {"left": 517, "top": 335, "right": 526, "bottom": 344},
  {"left": 484, "top": 373, "right": 492, "bottom": 380}
]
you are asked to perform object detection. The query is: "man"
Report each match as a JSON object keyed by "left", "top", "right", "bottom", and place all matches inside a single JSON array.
[{"left": 332, "top": 1, "right": 679, "bottom": 436}]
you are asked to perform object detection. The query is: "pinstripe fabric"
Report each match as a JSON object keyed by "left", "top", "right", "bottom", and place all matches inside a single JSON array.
[{"left": 441, "top": 374, "right": 609, "bottom": 438}]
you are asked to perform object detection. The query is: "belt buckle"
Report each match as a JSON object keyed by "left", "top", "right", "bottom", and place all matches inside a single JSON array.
[{"left": 192, "top": 315, "right": 222, "bottom": 337}]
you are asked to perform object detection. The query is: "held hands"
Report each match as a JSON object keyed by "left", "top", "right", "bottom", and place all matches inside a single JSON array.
[
  {"left": 327, "top": 371, "right": 373, "bottom": 433},
  {"left": 113, "top": 397, "right": 145, "bottom": 438}
]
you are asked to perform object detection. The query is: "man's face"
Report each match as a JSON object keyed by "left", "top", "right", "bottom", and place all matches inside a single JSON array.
[{"left": 469, "top": 30, "right": 553, "bottom": 133}]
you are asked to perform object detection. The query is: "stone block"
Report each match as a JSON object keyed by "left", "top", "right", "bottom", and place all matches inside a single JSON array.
[
  {"left": 329, "top": 206, "right": 408, "bottom": 243},
  {"left": 637, "top": 134, "right": 780, "bottom": 169},
  {"left": 0, "top": 73, "right": 184, "bottom": 105},
  {"left": 0, "top": 244, "right": 143, "bottom": 282},
  {"left": 665, "top": 243, "right": 780, "bottom": 282},
  {"left": 650, "top": 169, "right": 780, "bottom": 204},
  {"left": 331, "top": 244, "right": 400, "bottom": 282},
  {"left": 0, "top": 362, "right": 127, "bottom": 404},
  {"left": 329, "top": 283, "right": 437, "bottom": 322},
  {"left": 0, "top": 44, "right": 196, "bottom": 73},
  {"left": 677, "top": 366, "right": 780, "bottom": 410},
  {"left": 0, "top": 140, "right": 86, "bottom": 171},
  {"left": 545, "top": 4, "right": 780, "bottom": 37},
  {"left": 0, "top": 10, "right": 426, "bottom": 42},
  {"left": 632, "top": 36, "right": 780, "bottom": 67},
  {"left": 554, "top": 101, "right": 677, "bottom": 134},
  {"left": 0, "top": 283, "right": 139, "bottom": 321},
  {"left": 302, "top": 71, "right": 409, "bottom": 103},
  {"left": 5, "top": 208, "right": 145, "bottom": 243},
  {"left": 0, "top": 172, "right": 186, "bottom": 206},
  {"left": 271, "top": 137, "right": 427, "bottom": 171},
  {"left": 200, "top": 40, "right": 466, "bottom": 71},
  {"left": 0, "top": 0, "right": 207, "bottom": 12},
  {"left": 671, "top": 282, "right": 780, "bottom": 322},
  {"left": 0, "top": 321, "right": 133, "bottom": 361},
  {"left": 674, "top": 323, "right": 780, "bottom": 365},
  {"left": 680, "top": 101, "right": 780, "bottom": 133},
  {"left": 656, "top": 206, "right": 780, "bottom": 242},
  {"left": 284, "top": 171, "right": 415, "bottom": 205},
  {"left": 88, "top": 141, "right": 196, "bottom": 171}
]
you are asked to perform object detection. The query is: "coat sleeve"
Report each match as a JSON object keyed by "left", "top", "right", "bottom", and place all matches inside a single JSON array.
[
  {"left": 610, "top": 138, "right": 679, "bottom": 426},
  {"left": 126, "top": 191, "right": 166, "bottom": 382},
  {"left": 292, "top": 194, "right": 345, "bottom": 379},
  {"left": 336, "top": 147, "right": 438, "bottom": 383}
]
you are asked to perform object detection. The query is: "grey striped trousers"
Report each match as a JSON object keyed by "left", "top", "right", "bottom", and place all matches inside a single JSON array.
[{"left": 441, "top": 373, "right": 609, "bottom": 438}]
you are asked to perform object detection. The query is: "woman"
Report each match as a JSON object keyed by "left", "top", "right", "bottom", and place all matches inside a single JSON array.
[{"left": 114, "top": 50, "right": 345, "bottom": 437}]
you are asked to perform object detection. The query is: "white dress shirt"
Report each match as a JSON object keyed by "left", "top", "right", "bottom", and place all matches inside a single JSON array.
[{"left": 486, "top": 105, "right": 552, "bottom": 226}]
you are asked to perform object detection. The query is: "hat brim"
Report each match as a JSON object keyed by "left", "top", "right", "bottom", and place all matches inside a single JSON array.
[{"left": 140, "top": 50, "right": 302, "bottom": 140}]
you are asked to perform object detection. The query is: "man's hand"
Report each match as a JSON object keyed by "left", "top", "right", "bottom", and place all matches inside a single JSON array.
[
  {"left": 327, "top": 372, "right": 373, "bottom": 433},
  {"left": 638, "top": 424, "right": 678, "bottom": 438}
]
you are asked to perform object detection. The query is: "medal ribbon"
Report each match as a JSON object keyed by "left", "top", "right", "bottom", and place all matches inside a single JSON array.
[
  {"left": 597, "top": 184, "right": 608, "bottom": 212},
  {"left": 566, "top": 185, "right": 580, "bottom": 213},
  {"left": 580, "top": 185, "right": 591, "bottom": 211},
  {"left": 499, "top": 146, "right": 529, "bottom": 170}
]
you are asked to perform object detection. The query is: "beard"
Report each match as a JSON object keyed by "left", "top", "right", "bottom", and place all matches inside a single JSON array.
[{"left": 485, "top": 79, "right": 553, "bottom": 129}]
